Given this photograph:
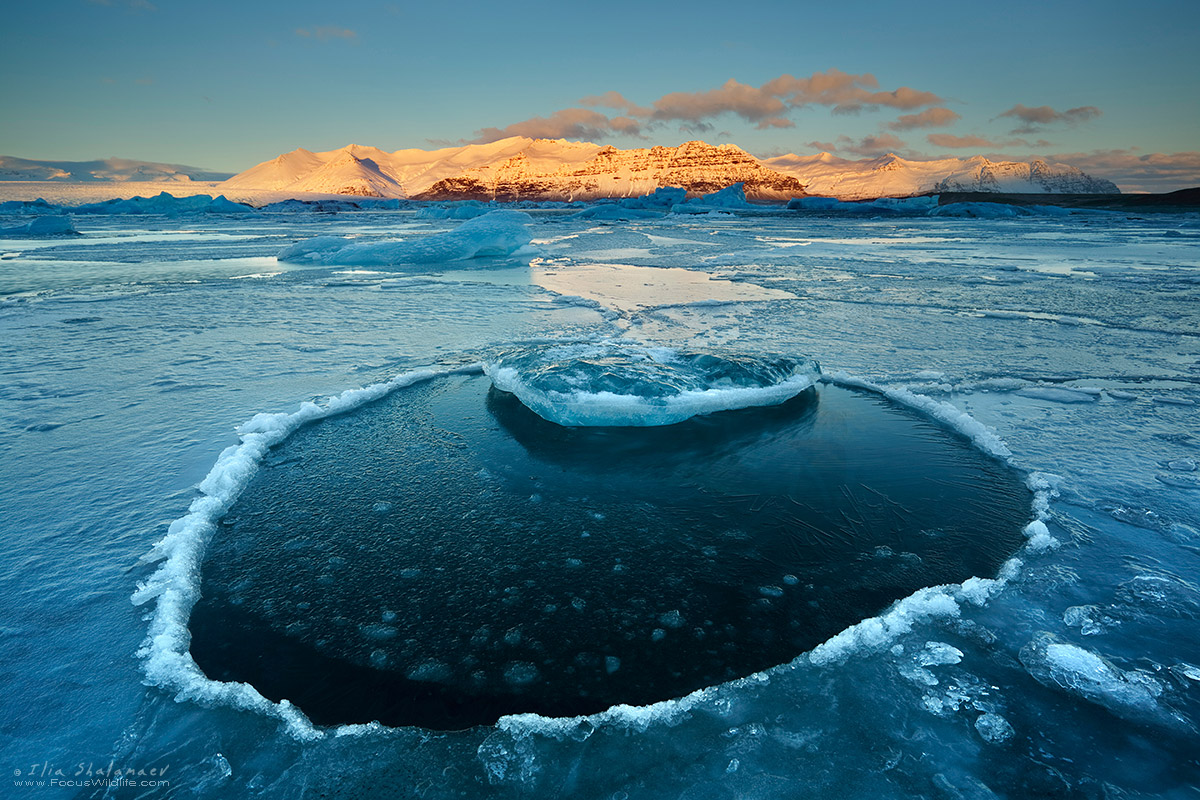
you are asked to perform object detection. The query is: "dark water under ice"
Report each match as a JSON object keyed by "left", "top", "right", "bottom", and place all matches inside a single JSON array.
[{"left": 191, "top": 375, "right": 1032, "bottom": 729}]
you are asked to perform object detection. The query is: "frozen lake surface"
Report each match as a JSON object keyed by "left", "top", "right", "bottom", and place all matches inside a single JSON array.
[{"left": 1, "top": 205, "right": 1198, "bottom": 797}]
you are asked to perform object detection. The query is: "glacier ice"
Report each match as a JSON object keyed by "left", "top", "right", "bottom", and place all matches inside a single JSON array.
[
  {"left": 930, "top": 202, "right": 1071, "bottom": 219},
  {"left": 70, "top": 192, "right": 256, "bottom": 215},
  {"left": 0, "top": 215, "right": 79, "bottom": 237},
  {"left": 569, "top": 205, "right": 662, "bottom": 221},
  {"left": 277, "top": 209, "right": 533, "bottom": 267},
  {"left": 482, "top": 342, "right": 820, "bottom": 427},
  {"left": 619, "top": 186, "right": 687, "bottom": 209},
  {"left": 672, "top": 182, "right": 759, "bottom": 214},
  {"left": 1018, "top": 633, "right": 1172, "bottom": 724}
]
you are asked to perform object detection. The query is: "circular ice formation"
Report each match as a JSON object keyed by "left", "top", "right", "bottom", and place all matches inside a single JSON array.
[
  {"left": 189, "top": 367, "right": 1033, "bottom": 731},
  {"left": 483, "top": 342, "right": 820, "bottom": 427}
]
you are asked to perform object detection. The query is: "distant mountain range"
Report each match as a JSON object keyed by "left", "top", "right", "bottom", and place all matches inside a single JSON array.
[
  {"left": 2, "top": 140, "right": 1120, "bottom": 200},
  {"left": 219, "top": 138, "right": 1118, "bottom": 201},
  {"left": 763, "top": 151, "right": 1119, "bottom": 199},
  {"left": 0, "top": 156, "right": 232, "bottom": 183}
]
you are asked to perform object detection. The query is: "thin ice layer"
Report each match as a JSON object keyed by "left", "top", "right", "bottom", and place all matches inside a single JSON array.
[
  {"left": 483, "top": 342, "right": 820, "bottom": 427},
  {"left": 277, "top": 209, "right": 533, "bottom": 267}
]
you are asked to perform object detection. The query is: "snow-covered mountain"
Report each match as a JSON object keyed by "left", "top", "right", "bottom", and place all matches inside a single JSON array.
[
  {"left": 762, "top": 152, "right": 1119, "bottom": 199},
  {"left": 0, "top": 156, "right": 232, "bottom": 183},
  {"left": 221, "top": 139, "right": 805, "bottom": 202},
  {"left": 219, "top": 138, "right": 1119, "bottom": 201}
]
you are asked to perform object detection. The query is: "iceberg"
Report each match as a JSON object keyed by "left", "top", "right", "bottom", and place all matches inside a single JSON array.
[
  {"left": 786, "top": 195, "right": 940, "bottom": 214},
  {"left": 569, "top": 205, "right": 662, "bottom": 221},
  {"left": 414, "top": 202, "right": 492, "bottom": 220},
  {"left": 930, "top": 202, "right": 1071, "bottom": 218},
  {"left": 68, "top": 192, "right": 256, "bottom": 215},
  {"left": 619, "top": 186, "right": 687, "bottom": 209},
  {"left": 0, "top": 215, "right": 79, "bottom": 237},
  {"left": 483, "top": 342, "right": 820, "bottom": 427},
  {"left": 672, "top": 182, "right": 759, "bottom": 214},
  {"left": 277, "top": 209, "right": 534, "bottom": 267}
]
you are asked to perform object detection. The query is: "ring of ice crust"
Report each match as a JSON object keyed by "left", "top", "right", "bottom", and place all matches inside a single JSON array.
[{"left": 186, "top": 363, "right": 1034, "bottom": 731}]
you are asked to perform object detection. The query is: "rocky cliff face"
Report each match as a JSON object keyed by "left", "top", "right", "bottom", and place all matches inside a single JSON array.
[{"left": 414, "top": 141, "right": 806, "bottom": 202}]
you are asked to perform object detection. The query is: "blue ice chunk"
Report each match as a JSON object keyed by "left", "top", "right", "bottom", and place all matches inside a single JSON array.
[
  {"left": 483, "top": 341, "right": 820, "bottom": 427},
  {"left": 69, "top": 192, "right": 256, "bottom": 215},
  {"left": 569, "top": 205, "right": 662, "bottom": 220},
  {"left": 277, "top": 209, "right": 534, "bottom": 267},
  {"left": 619, "top": 186, "right": 687, "bottom": 209},
  {"left": 415, "top": 202, "right": 491, "bottom": 220},
  {"left": 0, "top": 215, "right": 79, "bottom": 237},
  {"left": 931, "top": 202, "right": 1071, "bottom": 218}
]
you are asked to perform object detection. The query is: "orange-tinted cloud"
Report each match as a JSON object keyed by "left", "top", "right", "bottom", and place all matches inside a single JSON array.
[
  {"left": 997, "top": 104, "right": 1101, "bottom": 133},
  {"left": 810, "top": 134, "right": 908, "bottom": 157},
  {"left": 887, "top": 107, "right": 960, "bottom": 131},
  {"left": 474, "top": 108, "right": 643, "bottom": 143},
  {"left": 480, "top": 71, "right": 943, "bottom": 143},
  {"left": 650, "top": 79, "right": 792, "bottom": 129}
]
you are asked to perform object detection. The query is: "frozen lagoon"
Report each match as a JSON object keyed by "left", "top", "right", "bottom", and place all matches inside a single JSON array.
[{"left": 1, "top": 204, "right": 1198, "bottom": 797}]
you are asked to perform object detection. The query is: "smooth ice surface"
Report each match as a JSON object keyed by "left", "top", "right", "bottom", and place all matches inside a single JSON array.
[
  {"left": 483, "top": 342, "right": 820, "bottom": 426},
  {"left": 2, "top": 203, "right": 1198, "bottom": 798},
  {"left": 188, "top": 374, "right": 1031, "bottom": 729}
]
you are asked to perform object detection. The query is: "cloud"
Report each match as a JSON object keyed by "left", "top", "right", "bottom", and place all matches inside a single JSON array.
[
  {"left": 479, "top": 70, "right": 942, "bottom": 145},
  {"left": 473, "top": 108, "right": 643, "bottom": 143},
  {"left": 579, "top": 91, "right": 652, "bottom": 117},
  {"left": 295, "top": 26, "right": 357, "bottom": 42},
  {"left": 887, "top": 107, "right": 960, "bottom": 131},
  {"left": 926, "top": 133, "right": 1053, "bottom": 149},
  {"left": 842, "top": 133, "right": 907, "bottom": 157},
  {"left": 765, "top": 69, "right": 942, "bottom": 114},
  {"left": 813, "top": 134, "right": 908, "bottom": 157},
  {"left": 649, "top": 79, "right": 793, "bottom": 129},
  {"left": 803, "top": 140, "right": 841, "bottom": 153},
  {"left": 997, "top": 104, "right": 1101, "bottom": 133}
]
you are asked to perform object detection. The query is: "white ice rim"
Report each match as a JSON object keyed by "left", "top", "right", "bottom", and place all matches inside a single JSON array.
[{"left": 131, "top": 359, "right": 1061, "bottom": 742}]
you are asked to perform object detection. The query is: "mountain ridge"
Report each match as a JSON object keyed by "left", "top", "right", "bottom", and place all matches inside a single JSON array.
[
  {"left": 0, "top": 155, "right": 233, "bottom": 183},
  {"left": 221, "top": 138, "right": 1118, "bottom": 201},
  {"left": 3, "top": 141, "right": 1121, "bottom": 200}
]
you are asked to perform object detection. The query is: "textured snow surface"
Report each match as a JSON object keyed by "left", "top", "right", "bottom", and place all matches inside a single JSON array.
[{"left": 2, "top": 204, "right": 1198, "bottom": 798}]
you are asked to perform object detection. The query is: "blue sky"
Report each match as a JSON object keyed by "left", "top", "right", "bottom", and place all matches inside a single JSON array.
[{"left": 1, "top": 0, "right": 1197, "bottom": 189}]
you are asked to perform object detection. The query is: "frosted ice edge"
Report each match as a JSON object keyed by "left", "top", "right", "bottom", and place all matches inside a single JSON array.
[
  {"left": 132, "top": 364, "right": 483, "bottom": 740},
  {"left": 134, "top": 361, "right": 1055, "bottom": 741}
]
